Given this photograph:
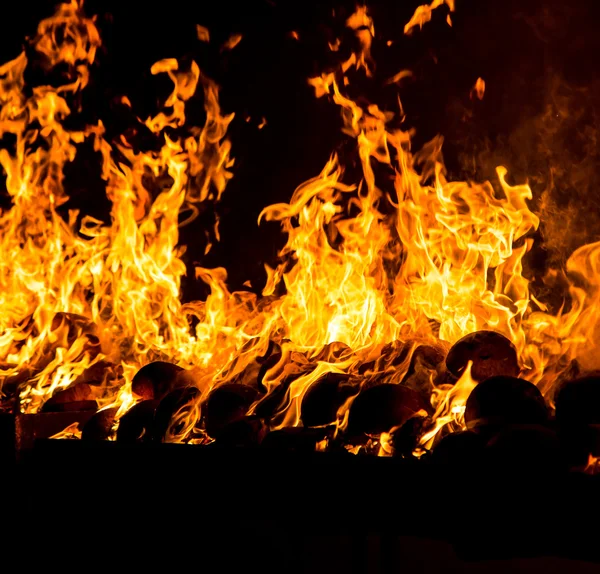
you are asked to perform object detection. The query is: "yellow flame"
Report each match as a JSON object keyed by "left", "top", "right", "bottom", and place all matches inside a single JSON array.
[{"left": 50, "top": 421, "right": 82, "bottom": 439}]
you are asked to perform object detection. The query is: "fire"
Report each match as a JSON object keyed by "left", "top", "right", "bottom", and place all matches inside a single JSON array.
[
  {"left": 2, "top": 0, "right": 600, "bottom": 451},
  {"left": 49, "top": 421, "right": 81, "bottom": 439},
  {"left": 0, "top": 0, "right": 234, "bottom": 417},
  {"left": 471, "top": 77, "right": 486, "bottom": 100},
  {"left": 404, "top": 0, "right": 455, "bottom": 35}
]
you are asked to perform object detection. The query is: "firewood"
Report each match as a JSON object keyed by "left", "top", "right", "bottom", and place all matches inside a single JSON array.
[
  {"left": 464, "top": 375, "right": 548, "bottom": 437},
  {"left": 446, "top": 330, "right": 519, "bottom": 382},
  {"left": 389, "top": 412, "right": 431, "bottom": 457},
  {"left": 203, "top": 383, "right": 260, "bottom": 439},
  {"left": 402, "top": 344, "right": 448, "bottom": 397},
  {"left": 252, "top": 379, "right": 290, "bottom": 421},
  {"left": 300, "top": 372, "right": 357, "bottom": 428},
  {"left": 412, "top": 344, "right": 447, "bottom": 368},
  {"left": 348, "top": 383, "right": 430, "bottom": 436},
  {"left": 131, "top": 361, "right": 192, "bottom": 401},
  {"left": 211, "top": 415, "right": 267, "bottom": 448},
  {"left": 153, "top": 386, "right": 201, "bottom": 442},
  {"left": 116, "top": 400, "right": 159, "bottom": 443},
  {"left": 41, "top": 382, "right": 97, "bottom": 413},
  {"left": 81, "top": 407, "right": 118, "bottom": 441},
  {"left": 73, "top": 360, "right": 123, "bottom": 386}
]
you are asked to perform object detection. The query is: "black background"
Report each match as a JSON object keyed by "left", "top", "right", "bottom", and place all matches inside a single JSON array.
[{"left": 1, "top": 0, "right": 600, "bottom": 306}]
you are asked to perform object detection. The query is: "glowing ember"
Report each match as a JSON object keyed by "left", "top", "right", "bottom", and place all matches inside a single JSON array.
[
  {"left": 471, "top": 77, "right": 486, "bottom": 100},
  {"left": 1, "top": 0, "right": 600, "bottom": 453}
]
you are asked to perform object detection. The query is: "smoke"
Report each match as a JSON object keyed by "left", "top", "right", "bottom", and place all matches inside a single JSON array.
[{"left": 434, "top": 0, "right": 600, "bottom": 288}]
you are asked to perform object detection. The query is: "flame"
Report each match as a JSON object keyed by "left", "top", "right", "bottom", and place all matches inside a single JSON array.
[
  {"left": 471, "top": 77, "right": 486, "bottom": 100},
  {"left": 196, "top": 25, "right": 210, "bottom": 43},
  {"left": 2, "top": 2, "right": 600, "bottom": 452},
  {"left": 49, "top": 421, "right": 82, "bottom": 439},
  {"left": 0, "top": 0, "right": 234, "bottom": 415},
  {"left": 420, "top": 362, "right": 477, "bottom": 448},
  {"left": 404, "top": 0, "right": 455, "bottom": 35},
  {"left": 585, "top": 454, "right": 600, "bottom": 475},
  {"left": 222, "top": 34, "right": 243, "bottom": 51}
]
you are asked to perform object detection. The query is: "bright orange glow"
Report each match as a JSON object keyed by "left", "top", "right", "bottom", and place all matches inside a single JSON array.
[
  {"left": 404, "top": 0, "right": 455, "bottom": 35},
  {"left": 49, "top": 422, "right": 82, "bottom": 439},
  {"left": 196, "top": 24, "right": 210, "bottom": 43},
  {"left": 222, "top": 34, "right": 243, "bottom": 51},
  {"left": 471, "top": 77, "right": 486, "bottom": 100},
  {"left": 2, "top": 2, "right": 600, "bottom": 451}
]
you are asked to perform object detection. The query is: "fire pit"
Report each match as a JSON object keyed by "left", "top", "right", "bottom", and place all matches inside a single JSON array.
[{"left": 2, "top": 0, "right": 600, "bottom": 570}]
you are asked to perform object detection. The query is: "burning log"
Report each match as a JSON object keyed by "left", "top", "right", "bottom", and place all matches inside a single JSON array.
[
  {"left": 0, "top": 366, "right": 37, "bottom": 409},
  {"left": 203, "top": 383, "right": 261, "bottom": 439},
  {"left": 464, "top": 375, "right": 548, "bottom": 438},
  {"left": 73, "top": 360, "right": 123, "bottom": 386},
  {"left": 153, "top": 386, "right": 200, "bottom": 442},
  {"left": 300, "top": 373, "right": 357, "bottom": 428},
  {"left": 131, "top": 361, "right": 194, "bottom": 401},
  {"left": 252, "top": 382, "right": 290, "bottom": 422},
  {"left": 254, "top": 352, "right": 313, "bottom": 421},
  {"left": 402, "top": 344, "right": 448, "bottom": 396},
  {"left": 412, "top": 344, "right": 447, "bottom": 368},
  {"left": 348, "top": 383, "right": 431, "bottom": 436},
  {"left": 389, "top": 412, "right": 431, "bottom": 457},
  {"left": 81, "top": 407, "right": 118, "bottom": 441},
  {"left": 446, "top": 331, "right": 519, "bottom": 382},
  {"left": 116, "top": 400, "right": 159, "bottom": 443},
  {"left": 41, "top": 383, "right": 97, "bottom": 413},
  {"left": 0, "top": 410, "right": 95, "bottom": 461},
  {"left": 219, "top": 339, "right": 282, "bottom": 390}
]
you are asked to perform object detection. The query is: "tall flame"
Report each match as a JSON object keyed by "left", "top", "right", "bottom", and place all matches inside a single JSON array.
[
  {"left": 0, "top": 0, "right": 234, "bottom": 415},
  {"left": 2, "top": 1, "right": 600, "bottom": 450}
]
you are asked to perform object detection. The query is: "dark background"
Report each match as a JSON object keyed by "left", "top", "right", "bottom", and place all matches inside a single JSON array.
[{"left": 1, "top": 0, "right": 600, "bottom": 306}]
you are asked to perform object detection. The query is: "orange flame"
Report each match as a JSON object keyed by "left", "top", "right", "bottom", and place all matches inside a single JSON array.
[
  {"left": 0, "top": 1, "right": 233, "bottom": 418},
  {"left": 196, "top": 24, "right": 210, "bottom": 43},
  {"left": 2, "top": 2, "right": 600, "bottom": 451},
  {"left": 404, "top": 0, "right": 455, "bottom": 35},
  {"left": 471, "top": 77, "right": 486, "bottom": 100}
]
